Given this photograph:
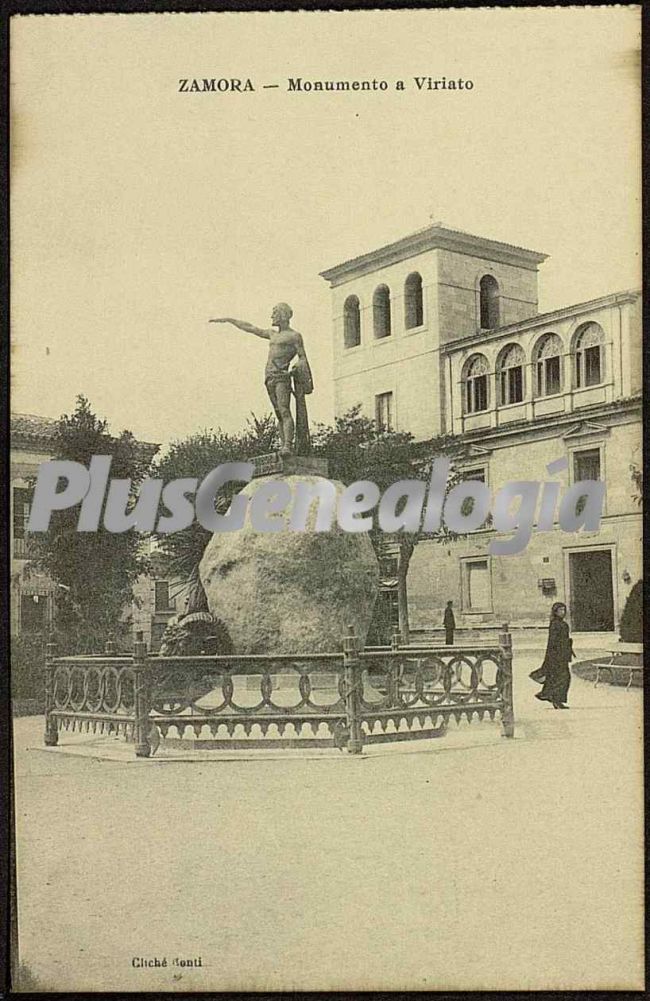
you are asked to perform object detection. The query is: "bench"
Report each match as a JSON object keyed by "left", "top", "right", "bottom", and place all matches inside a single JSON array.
[{"left": 592, "top": 643, "right": 643, "bottom": 689}]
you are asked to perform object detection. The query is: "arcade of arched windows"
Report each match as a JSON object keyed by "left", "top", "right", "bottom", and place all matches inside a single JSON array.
[{"left": 460, "top": 324, "right": 607, "bottom": 414}]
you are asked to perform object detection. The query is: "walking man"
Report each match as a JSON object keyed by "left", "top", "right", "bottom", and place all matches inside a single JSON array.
[{"left": 443, "top": 600, "right": 456, "bottom": 645}]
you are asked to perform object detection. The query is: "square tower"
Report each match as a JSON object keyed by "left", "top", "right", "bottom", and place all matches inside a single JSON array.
[{"left": 320, "top": 224, "right": 547, "bottom": 440}]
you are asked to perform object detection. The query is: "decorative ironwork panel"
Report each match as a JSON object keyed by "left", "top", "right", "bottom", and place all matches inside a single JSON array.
[
  {"left": 146, "top": 653, "right": 348, "bottom": 748},
  {"left": 43, "top": 627, "right": 514, "bottom": 755},
  {"left": 46, "top": 656, "right": 138, "bottom": 739},
  {"left": 149, "top": 654, "right": 346, "bottom": 716},
  {"left": 357, "top": 643, "right": 512, "bottom": 744}
]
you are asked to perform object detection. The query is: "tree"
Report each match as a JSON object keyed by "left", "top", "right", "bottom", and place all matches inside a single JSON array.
[
  {"left": 312, "top": 406, "right": 471, "bottom": 642},
  {"left": 30, "top": 396, "right": 155, "bottom": 653},
  {"left": 151, "top": 414, "right": 279, "bottom": 584},
  {"left": 619, "top": 579, "right": 642, "bottom": 643}
]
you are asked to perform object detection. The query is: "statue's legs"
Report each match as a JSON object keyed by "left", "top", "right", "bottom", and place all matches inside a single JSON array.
[{"left": 266, "top": 378, "right": 294, "bottom": 455}]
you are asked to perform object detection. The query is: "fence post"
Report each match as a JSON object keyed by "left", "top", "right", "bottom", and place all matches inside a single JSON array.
[
  {"left": 390, "top": 630, "right": 403, "bottom": 700},
  {"left": 43, "top": 633, "right": 58, "bottom": 746},
  {"left": 132, "top": 631, "right": 151, "bottom": 757},
  {"left": 343, "top": 625, "right": 363, "bottom": 754},
  {"left": 499, "top": 622, "right": 515, "bottom": 738}
]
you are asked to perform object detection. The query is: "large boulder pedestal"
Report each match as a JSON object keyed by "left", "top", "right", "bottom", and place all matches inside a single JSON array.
[{"left": 199, "top": 461, "right": 379, "bottom": 654}]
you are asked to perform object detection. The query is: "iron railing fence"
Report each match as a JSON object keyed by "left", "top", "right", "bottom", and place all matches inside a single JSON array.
[{"left": 44, "top": 625, "right": 514, "bottom": 755}]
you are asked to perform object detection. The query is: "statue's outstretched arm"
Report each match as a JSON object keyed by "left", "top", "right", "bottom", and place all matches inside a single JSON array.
[{"left": 209, "top": 317, "right": 270, "bottom": 340}]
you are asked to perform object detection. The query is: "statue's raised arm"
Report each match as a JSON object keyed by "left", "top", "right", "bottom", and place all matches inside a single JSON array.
[{"left": 209, "top": 317, "right": 271, "bottom": 340}]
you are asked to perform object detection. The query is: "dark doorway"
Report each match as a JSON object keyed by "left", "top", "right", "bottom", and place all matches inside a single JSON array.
[{"left": 569, "top": 550, "right": 614, "bottom": 631}]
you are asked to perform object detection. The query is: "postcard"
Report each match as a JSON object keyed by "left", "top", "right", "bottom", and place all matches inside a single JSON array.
[{"left": 9, "top": 6, "right": 643, "bottom": 991}]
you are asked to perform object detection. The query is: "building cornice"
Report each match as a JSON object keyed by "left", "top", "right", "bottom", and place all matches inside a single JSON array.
[
  {"left": 442, "top": 289, "right": 641, "bottom": 355},
  {"left": 320, "top": 224, "right": 548, "bottom": 287},
  {"left": 407, "top": 395, "right": 641, "bottom": 458},
  {"left": 453, "top": 395, "right": 642, "bottom": 450}
]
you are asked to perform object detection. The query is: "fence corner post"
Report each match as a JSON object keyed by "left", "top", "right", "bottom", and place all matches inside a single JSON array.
[
  {"left": 133, "top": 631, "right": 151, "bottom": 758},
  {"left": 390, "top": 630, "right": 403, "bottom": 697},
  {"left": 343, "top": 624, "right": 363, "bottom": 755},
  {"left": 499, "top": 622, "right": 515, "bottom": 738},
  {"left": 44, "top": 632, "right": 58, "bottom": 746}
]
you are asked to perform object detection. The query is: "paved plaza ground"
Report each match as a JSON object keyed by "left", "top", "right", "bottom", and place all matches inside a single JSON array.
[{"left": 12, "top": 637, "right": 644, "bottom": 992}]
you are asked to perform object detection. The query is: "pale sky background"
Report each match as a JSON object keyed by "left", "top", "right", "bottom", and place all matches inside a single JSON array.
[{"left": 10, "top": 8, "right": 641, "bottom": 449}]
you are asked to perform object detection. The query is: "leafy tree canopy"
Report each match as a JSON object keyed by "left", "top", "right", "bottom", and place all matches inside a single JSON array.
[
  {"left": 311, "top": 405, "right": 471, "bottom": 536},
  {"left": 30, "top": 395, "right": 155, "bottom": 653},
  {"left": 151, "top": 413, "right": 279, "bottom": 581}
]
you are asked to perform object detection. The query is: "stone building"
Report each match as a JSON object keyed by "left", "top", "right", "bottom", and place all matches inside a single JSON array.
[
  {"left": 321, "top": 224, "right": 642, "bottom": 632},
  {"left": 10, "top": 412, "right": 176, "bottom": 649},
  {"left": 10, "top": 414, "right": 60, "bottom": 636}
]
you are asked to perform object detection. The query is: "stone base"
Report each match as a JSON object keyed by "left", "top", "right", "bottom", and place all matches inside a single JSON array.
[
  {"left": 252, "top": 452, "right": 329, "bottom": 479},
  {"left": 199, "top": 472, "right": 379, "bottom": 654}
]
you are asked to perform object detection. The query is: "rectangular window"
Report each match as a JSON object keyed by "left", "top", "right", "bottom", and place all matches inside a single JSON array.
[
  {"left": 20, "top": 593, "right": 47, "bottom": 633},
  {"left": 573, "top": 447, "right": 601, "bottom": 482},
  {"left": 507, "top": 366, "right": 523, "bottom": 403},
  {"left": 473, "top": 375, "right": 488, "bottom": 412},
  {"left": 573, "top": 448, "right": 601, "bottom": 516},
  {"left": 379, "top": 553, "right": 399, "bottom": 580},
  {"left": 375, "top": 392, "right": 394, "bottom": 431},
  {"left": 545, "top": 356, "right": 561, "bottom": 395},
  {"left": 459, "top": 467, "right": 491, "bottom": 527},
  {"left": 584, "top": 345, "right": 601, "bottom": 387},
  {"left": 465, "top": 559, "right": 491, "bottom": 611},
  {"left": 154, "top": 580, "right": 171, "bottom": 611},
  {"left": 13, "top": 487, "right": 32, "bottom": 558},
  {"left": 13, "top": 487, "right": 31, "bottom": 539},
  {"left": 150, "top": 621, "right": 168, "bottom": 652}
]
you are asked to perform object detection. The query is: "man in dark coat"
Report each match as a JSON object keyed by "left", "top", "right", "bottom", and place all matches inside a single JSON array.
[{"left": 443, "top": 601, "right": 456, "bottom": 645}]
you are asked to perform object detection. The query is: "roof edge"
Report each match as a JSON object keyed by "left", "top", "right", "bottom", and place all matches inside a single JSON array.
[
  {"left": 320, "top": 224, "right": 548, "bottom": 286},
  {"left": 441, "top": 288, "right": 642, "bottom": 353}
]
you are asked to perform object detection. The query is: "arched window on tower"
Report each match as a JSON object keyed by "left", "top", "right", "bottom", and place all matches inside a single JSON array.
[
  {"left": 404, "top": 272, "right": 423, "bottom": 329},
  {"left": 497, "top": 343, "right": 525, "bottom": 405},
  {"left": 479, "top": 275, "right": 500, "bottom": 329},
  {"left": 463, "top": 354, "right": 490, "bottom": 414},
  {"left": 373, "top": 284, "right": 391, "bottom": 339},
  {"left": 343, "top": 294, "right": 361, "bottom": 348},
  {"left": 573, "top": 322, "right": 605, "bottom": 388},
  {"left": 533, "top": 333, "right": 563, "bottom": 397}
]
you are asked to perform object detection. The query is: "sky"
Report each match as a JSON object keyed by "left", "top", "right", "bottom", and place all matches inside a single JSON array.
[{"left": 10, "top": 7, "right": 641, "bottom": 449}]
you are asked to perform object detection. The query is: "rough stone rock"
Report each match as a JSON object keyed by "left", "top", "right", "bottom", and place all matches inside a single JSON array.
[{"left": 199, "top": 474, "right": 379, "bottom": 654}]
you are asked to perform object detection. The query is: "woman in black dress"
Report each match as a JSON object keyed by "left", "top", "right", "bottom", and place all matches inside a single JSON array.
[{"left": 532, "top": 602, "right": 574, "bottom": 709}]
